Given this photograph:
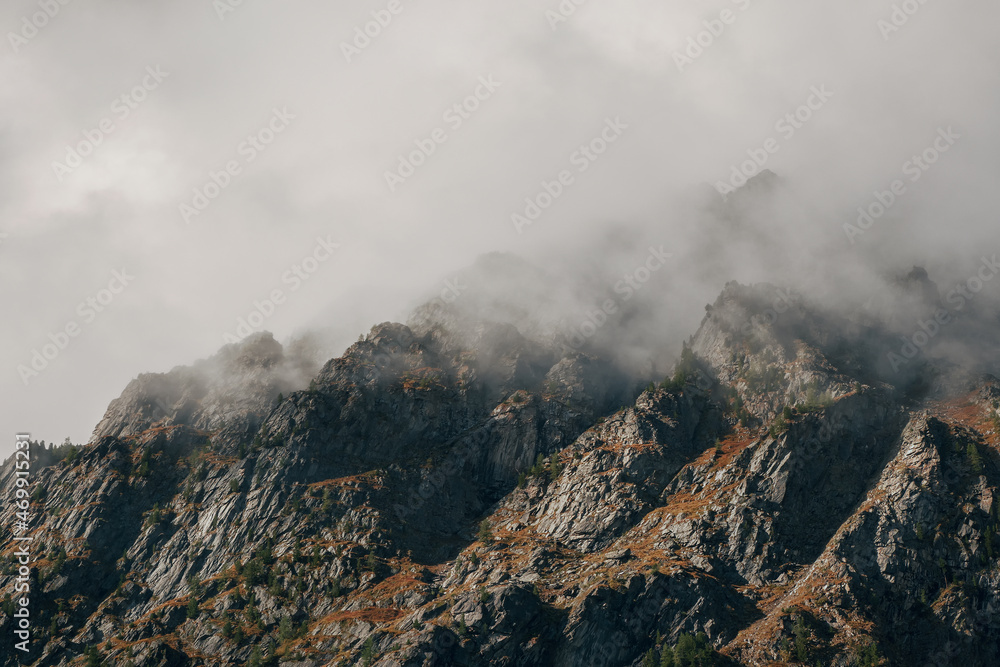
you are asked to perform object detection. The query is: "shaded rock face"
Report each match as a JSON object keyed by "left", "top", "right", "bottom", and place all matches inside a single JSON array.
[
  {"left": 91, "top": 332, "right": 306, "bottom": 450},
  {"left": 2, "top": 280, "right": 1000, "bottom": 667}
]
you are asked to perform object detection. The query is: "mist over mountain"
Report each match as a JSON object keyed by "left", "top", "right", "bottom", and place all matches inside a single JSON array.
[
  {"left": 75, "top": 165, "right": 1000, "bottom": 454},
  {"left": 5, "top": 1, "right": 1000, "bottom": 458},
  {"left": 5, "top": 2, "right": 1000, "bottom": 665},
  {"left": 4, "top": 167, "right": 1000, "bottom": 664}
]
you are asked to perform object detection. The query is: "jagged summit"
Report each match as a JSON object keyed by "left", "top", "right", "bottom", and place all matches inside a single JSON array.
[
  {"left": 733, "top": 168, "right": 780, "bottom": 197},
  {"left": 89, "top": 331, "right": 307, "bottom": 447}
]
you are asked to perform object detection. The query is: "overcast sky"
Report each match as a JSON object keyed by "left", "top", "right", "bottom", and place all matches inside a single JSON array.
[{"left": 2, "top": 0, "right": 998, "bottom": 458}]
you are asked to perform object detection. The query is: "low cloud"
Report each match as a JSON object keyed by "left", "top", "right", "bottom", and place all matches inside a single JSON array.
[{"left": 2, "top": 0, "right": 998, "bottom": 456}]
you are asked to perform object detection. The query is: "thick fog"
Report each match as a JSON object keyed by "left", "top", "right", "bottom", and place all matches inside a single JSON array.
[{"left": 2, "top": 0, "right": 999, "bottom": 458}]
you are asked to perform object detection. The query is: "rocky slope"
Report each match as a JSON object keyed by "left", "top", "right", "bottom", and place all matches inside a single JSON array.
[{"left": 2, "top": 270, "right": 999, "bottom": 667}]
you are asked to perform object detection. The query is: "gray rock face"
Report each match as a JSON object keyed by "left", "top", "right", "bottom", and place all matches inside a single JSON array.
[
  {"left": 91, "top": 332, "right": 309, "bottom": 451},
  {"left": 2, "top": 280, "right": 999, "bottom": 667}
]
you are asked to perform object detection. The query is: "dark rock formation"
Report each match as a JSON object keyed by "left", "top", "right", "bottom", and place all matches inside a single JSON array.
[{"left": 2, "top": 273, "right": 999, "bottom": 667}]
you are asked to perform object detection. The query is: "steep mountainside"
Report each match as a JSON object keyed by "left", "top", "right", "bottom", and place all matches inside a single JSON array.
[{"left": 2, "top": 273, "right": 999, "bottom": 667}]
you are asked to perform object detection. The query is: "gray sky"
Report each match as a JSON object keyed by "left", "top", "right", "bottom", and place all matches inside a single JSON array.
[{"left": 2, "top": 0, "right": 999, "bottom": 458}]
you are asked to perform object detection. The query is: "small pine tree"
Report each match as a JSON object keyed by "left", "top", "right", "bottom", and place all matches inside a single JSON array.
[
  {"left": 529, "top": 453, "right": 545, "bottom": 477},
  {"left": 268, "top": 570, "right": 282, "bottom": 598},
  {"left": 675, "top": 633, "right": 696, "bottom": 664},
  {"left": 361, "top": 636, "right": 375, "bottom": 666},
  {"left": 478, "top": 519, "right": 493, "bottom": 544},
  {"left": 279, "top": 615, "right": 294, "bottom": 641},
  {"left": 186, "top": 595, "right": 199, "bottom": 619},
  {"left": 549, "top": 454, "right": 562, "bottom": 479},
  {"left": 769, "top": 412, "right": 788, "bottom": 438},
  {"left": 793, "top": 615, "right": 810, "bottom": 662},
  {"left": 189, "top": 574, "right": 203, "bottom": 597},
  {"left": 136, "top": 448, "right": 151, "bottom": 477},
  {"left": 668, "top": 632, "right": 715, "bottom": 666},
  {"left": 856, "top": 639, "right": 881, "bottom": 667},
  {"left": 967, "top": 442, "right": 984, "bottom": 474}
]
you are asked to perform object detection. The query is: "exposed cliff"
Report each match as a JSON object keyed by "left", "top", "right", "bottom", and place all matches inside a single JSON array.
[{"left": 2, "top": 276, "right": 999, "bottom": 667}]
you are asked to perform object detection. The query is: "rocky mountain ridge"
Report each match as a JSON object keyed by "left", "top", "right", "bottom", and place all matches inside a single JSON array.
[{"left": 2, "top": 271, "right": 999, "bottom": 667}]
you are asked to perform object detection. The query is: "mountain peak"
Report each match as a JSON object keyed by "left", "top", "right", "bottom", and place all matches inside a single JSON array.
[{"left": 4, "top": 269, "right": 1000, "bottom": 667}]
